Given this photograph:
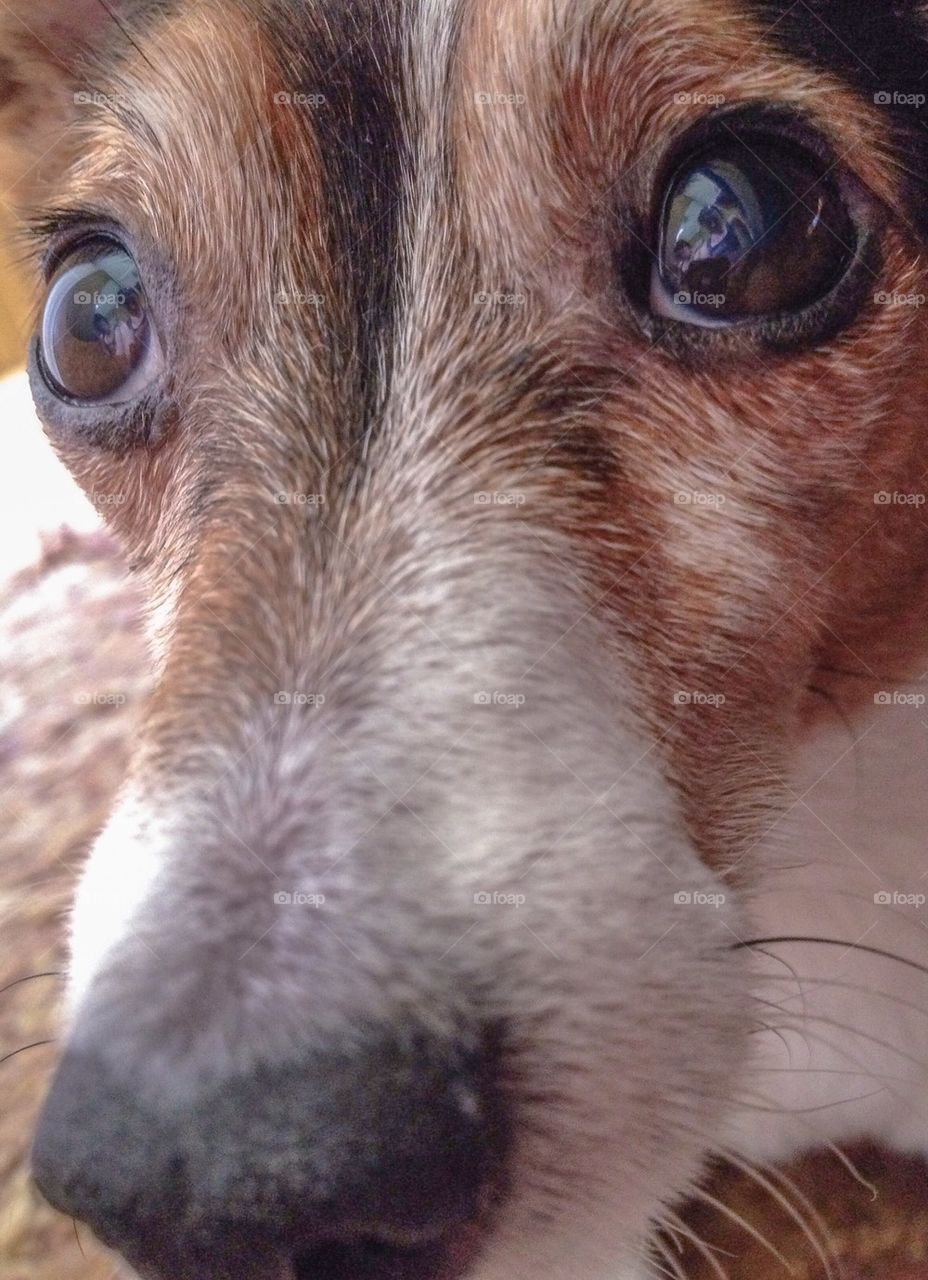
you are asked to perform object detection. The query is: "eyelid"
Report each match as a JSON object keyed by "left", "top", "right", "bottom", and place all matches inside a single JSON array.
[
  {"left": 649, "top": 275, "right": 736, "bottom": 328},
  {"left": 28, "top": 209, "right": 125, "bottom": 278}
]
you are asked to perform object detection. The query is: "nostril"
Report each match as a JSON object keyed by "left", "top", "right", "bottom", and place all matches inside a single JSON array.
[
  {"left": 293, "top": 1228, "right": 483, "bottom": 1280},
  {"left": 294, "top": 1240, "right": 435, "bottom": 1280}
]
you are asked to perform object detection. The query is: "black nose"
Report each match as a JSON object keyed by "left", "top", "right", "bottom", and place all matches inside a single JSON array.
[{"left": 32, "top": 1025, "right": 505, "bottom": 1280}]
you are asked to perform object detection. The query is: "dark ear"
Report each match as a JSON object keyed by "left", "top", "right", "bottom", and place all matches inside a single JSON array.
[{"left": 0, "top": 0, "right": 137, "bottom": 208}]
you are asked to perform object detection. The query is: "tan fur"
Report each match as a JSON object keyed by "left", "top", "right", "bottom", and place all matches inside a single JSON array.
[
  {"left": 4, "top": 1, "right": 928, "bottom": 1277},
  {"left": 3, "top": 0, "right": 926, "bottom": 875}
]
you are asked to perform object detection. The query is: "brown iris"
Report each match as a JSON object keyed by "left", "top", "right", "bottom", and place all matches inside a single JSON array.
[
  {"left": 657, "top": 138, "right": 855, "bottom": 322},
  {"left": 40, "top": 240, "right": 160, "bottom": 403}
]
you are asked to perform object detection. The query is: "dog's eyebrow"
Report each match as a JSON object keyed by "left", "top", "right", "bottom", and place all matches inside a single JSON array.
[
  {"left": 20, "top": 205, "right": 126, "bottom": 279},
  {"left": 25, "top": 206, "right": 116, "bottom": 252}
]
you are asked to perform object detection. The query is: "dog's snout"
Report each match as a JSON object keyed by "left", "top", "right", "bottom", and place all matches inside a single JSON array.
[{"left": 32, "top": 1025, "right": 505, "bottom": 1279}]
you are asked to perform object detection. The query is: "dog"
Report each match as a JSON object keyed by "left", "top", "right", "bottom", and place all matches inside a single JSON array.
[{"left": 3, "top": 1, "right": 928, "bottom": 1277}]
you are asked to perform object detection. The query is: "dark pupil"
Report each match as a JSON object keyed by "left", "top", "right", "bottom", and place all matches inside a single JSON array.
[
  {"left": 41, "top": 244, "right": 149, "bottom": 401},
  {"left": 659, "top": 140, "right": 854, "bottom": 320}
]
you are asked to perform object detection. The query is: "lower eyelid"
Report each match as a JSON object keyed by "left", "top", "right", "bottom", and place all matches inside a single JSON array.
[{"left": 648, "top": 273, "right": 736, "bottom": 329}]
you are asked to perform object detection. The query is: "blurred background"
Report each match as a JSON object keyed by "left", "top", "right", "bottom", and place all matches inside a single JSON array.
[
  {"left": 0, "top": 212, "right": 98, "bottom": 577},
  {"left": 0, "top": 206, "right": 137, "bottom": 1280},
  {"left": 0, "top": 208, "right": 29, "bottom": 376}
]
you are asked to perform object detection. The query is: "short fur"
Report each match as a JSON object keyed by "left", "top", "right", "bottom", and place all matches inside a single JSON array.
[{"left": 3, "top": 1, "right": 928, "bottom": 1278}]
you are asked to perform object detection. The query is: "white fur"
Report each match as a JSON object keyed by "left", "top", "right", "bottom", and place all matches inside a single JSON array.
[
  {"left": 67, "top": 788, "right": 170, "bottom": 1018},
  {"left": 24, "top": 1, "right": 928, "bottom": 1276},
  {"left": 66, "top": 565, "right": 748, "bottom": 1279}
]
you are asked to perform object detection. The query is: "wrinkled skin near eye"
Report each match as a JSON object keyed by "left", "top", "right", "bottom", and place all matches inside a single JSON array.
[
  {"left": 38, "top": 239, "right": 164, "bottom": 403},
  {"left": 651, "top": 137, "right": 856, "bottom": 326}
]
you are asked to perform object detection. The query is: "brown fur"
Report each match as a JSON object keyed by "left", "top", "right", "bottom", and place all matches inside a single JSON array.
[
  {"left": 4, "top": 0, "right": 927, "bottom": 878},
  {"left": 0, "top": 532, "right": 926, "bottom": 1280},
  {"left": 5, "top": 0, "right": 928, "bottom": 1275}
]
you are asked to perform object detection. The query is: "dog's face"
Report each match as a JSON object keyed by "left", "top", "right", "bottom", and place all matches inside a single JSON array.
[{"left": 4, "top": 1, "right": 928, "bottom": 1278}]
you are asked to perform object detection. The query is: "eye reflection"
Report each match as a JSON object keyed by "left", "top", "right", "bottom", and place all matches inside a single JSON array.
[
  {"left": 655, "top": 139, "right": 855, "bottom": 324},
  {"left": 39, "top": 241, "right": 162, "bottom": 404}
]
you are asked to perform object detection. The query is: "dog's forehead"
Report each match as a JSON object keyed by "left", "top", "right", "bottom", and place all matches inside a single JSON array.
[
  {"left": 71, "top": 0, "right": 919, "bottom": 211},
  {"left": 37, "top": 0, "right": 922, "bottom": 500},
  {"left": 45, "top": 0, "right": 928, "bottom": 415},
  {"left": 71, "top": 0, "right": 928, "bottom": 265}
]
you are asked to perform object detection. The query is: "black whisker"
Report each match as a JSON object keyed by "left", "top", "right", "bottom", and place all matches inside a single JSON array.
[
  {"left": 0, "top": 971, "right": 63, "bottom": 998},
  {"left": 1, "top": 1039, "right": 55, "bottom": 1066},
  {"left": 733, "top": 935, "right": 928, "bottom": 978},
  {"left": 95, "top": 0, "right": 157, "bottom": 75}
]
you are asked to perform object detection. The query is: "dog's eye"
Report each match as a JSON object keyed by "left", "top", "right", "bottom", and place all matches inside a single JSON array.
[
  {"left": 38, "top": 239, "right": 163, "bottom": 403},
  {"left": 651, "top": 138, "right": 855, "bottom": 326}
]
